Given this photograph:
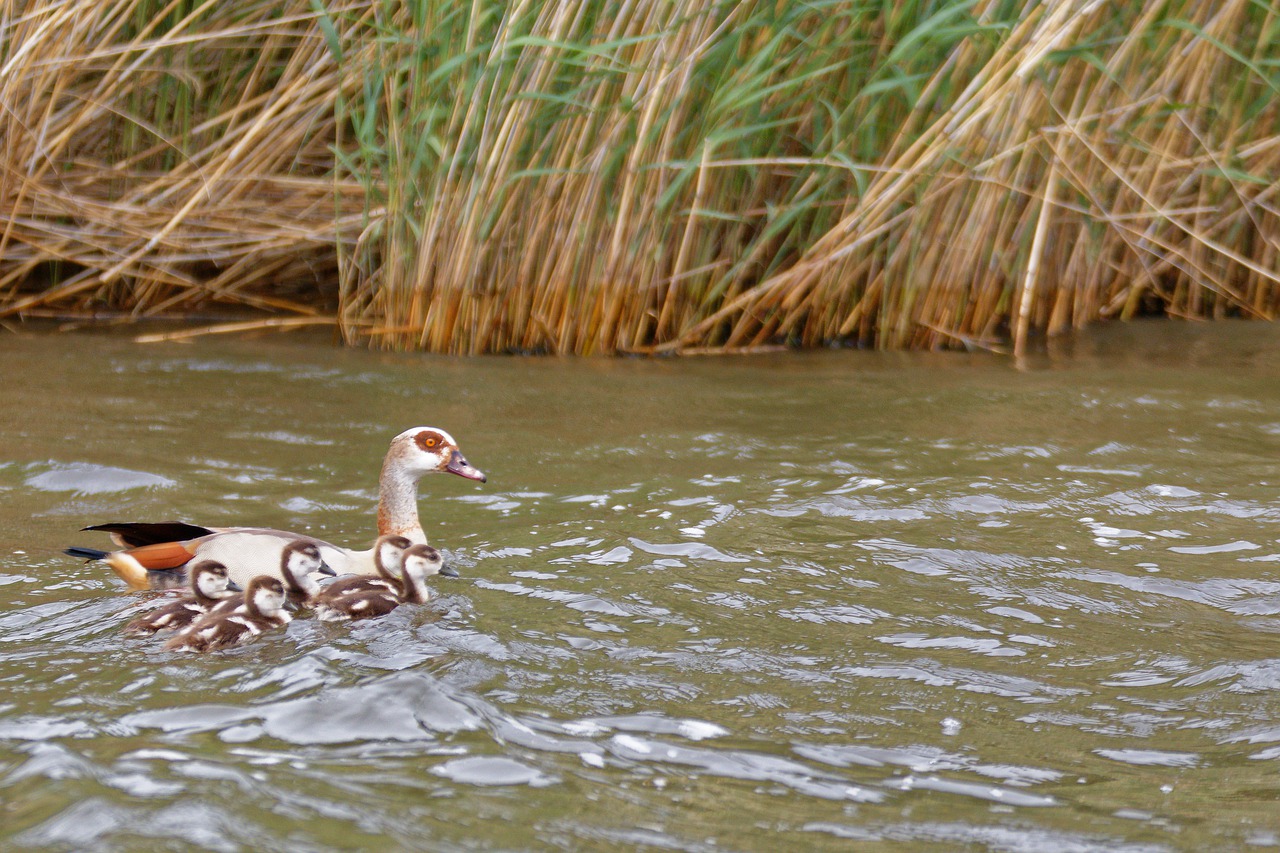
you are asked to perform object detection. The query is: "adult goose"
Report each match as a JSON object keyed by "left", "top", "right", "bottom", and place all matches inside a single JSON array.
[{"left": 65, "top": 427, "right": 485, "bottom": 590}]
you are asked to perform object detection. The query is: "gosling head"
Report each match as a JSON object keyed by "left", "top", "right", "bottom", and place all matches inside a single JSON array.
[
  {"left": 403, "top": 544, "right": 447, "bottom": 579},
  {"left": 246, "top": 576, "right": 288, "bottom": 618},
  {"left": 399, "top": 544, "right": 454, "bottom": 603},
  {"left": 189, "top": 560, "right": 239, "bottom": 601},
  {"left": 280, "top": 540, "right": 334, "bottom": 595}
]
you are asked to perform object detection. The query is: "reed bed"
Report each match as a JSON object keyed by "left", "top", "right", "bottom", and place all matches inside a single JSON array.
[
  {"left": 0, "top": 0, "right": 368, "bottom": 321},
  {"left": 2, "top": 0, "right": 1278, "bottom": 353}
]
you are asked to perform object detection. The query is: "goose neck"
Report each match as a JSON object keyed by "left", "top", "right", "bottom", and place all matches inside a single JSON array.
[{"left": 377, "top": 462, "right": 426, "bottom": 542}]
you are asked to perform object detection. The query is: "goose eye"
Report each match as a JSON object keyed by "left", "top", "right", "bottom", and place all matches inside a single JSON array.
[{"left": 414, "top": 430, "right": 447, "bottom": 453}]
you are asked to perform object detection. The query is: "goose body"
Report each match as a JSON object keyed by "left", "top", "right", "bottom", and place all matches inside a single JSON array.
[
  {"left": 202, "top": 540, "right": 333, "bottom": 619},
  {"left": 66, "top": 427, "right": 485, "bottom": 590},
  {"left": 165, "top": 576, "right": 291, "bottom": 652},
  {"left": 123, "top": 560, "right": 240, "bottom": 635},
  {"left": 314, "top": 544, "right": 451, "bottom": 622}
]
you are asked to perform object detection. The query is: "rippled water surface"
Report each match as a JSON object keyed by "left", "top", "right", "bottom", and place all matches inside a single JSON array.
[{"left": 2, "top": 323, "right": 1280, "bottom": 850}]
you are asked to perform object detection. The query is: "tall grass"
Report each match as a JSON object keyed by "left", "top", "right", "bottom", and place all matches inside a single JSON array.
[
  {"left": 336, "top": 0, "right": 1003, "bottom": 352},
  {"left": 2, "top": 0, "right": 1278, "bottom": 353}
]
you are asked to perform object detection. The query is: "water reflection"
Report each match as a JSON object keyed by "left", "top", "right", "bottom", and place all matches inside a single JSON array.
[{"left": 1, "top": 322, "right": 1279, "bottom": 849}]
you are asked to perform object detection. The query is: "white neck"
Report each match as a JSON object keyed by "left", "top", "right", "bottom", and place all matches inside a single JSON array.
[
  {"left": 288, "top": 571, "right": 321, "bottom": 596},
  {"left": 377, "top": 460, "right": 428, "bottom": 544},
  {"left": 400, "top": 569, "right": 429, "bottom": 604},
  {"left": 194, "top": 584, "right": 221, "bottom": 602}
]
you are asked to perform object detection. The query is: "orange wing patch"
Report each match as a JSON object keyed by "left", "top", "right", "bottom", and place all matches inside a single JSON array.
[{"left": 124, "top": 541, "right": 197, "bottom": 570}]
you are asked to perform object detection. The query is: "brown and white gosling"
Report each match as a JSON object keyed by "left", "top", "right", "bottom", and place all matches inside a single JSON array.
[
  {"left": 123, "top": 560, "right": 240, "bottom": 635},
  {"left": 313, "top": 544, "right": 454, "bottom": 622},
  {"left": 165, "top": 576, "right": 291, "bottom": 652},
  {"left": 276, "top": 540, "right": 334, "bottom": 607}
]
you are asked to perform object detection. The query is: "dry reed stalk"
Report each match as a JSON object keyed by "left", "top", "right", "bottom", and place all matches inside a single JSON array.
[{"left": 133, "top": 315, "right": 339, "bottom": 343}]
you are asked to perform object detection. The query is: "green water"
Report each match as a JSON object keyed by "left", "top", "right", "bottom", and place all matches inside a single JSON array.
[{"left": 2, "top": 322, "right": 1279, "bottom": 850}]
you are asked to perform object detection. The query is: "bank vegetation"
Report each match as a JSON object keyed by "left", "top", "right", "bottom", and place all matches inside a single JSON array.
[{"left": 1, "top": 0, "right": 1277, "bottom": 354}]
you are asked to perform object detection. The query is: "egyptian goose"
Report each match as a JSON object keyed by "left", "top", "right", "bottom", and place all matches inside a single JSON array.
[
  {"left": 165, "top": 576, "right": 291, "bottom": 652},
  {"left": 64, "top": 427, "right": 485, "bottom": 590},
  {"left": 314, "top": 543, "right": 451, "bottom": 621},
  {"left": 123, "top": 560, "right": 240, "bottom": 635}
]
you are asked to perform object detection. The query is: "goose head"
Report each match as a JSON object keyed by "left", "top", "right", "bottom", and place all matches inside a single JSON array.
[
  {"left": 387, "top": 427, "right": 487, "bottom": 483},
  {"left": 280, "top": 540, "right": 334, "bottom": 596},
  {"left": 246, "top": 576, "right": 288, "bottom": 618},
  {"left": 373, "top": 534, "right": 413, "bottom": 580},
  {"left": 190, "top": 560, "right": 239, "bottom": 600}
]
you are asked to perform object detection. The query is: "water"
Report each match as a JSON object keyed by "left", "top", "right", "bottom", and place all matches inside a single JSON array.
[{"left": 2, "top": 321, "right": 1279, "bottom": 850}]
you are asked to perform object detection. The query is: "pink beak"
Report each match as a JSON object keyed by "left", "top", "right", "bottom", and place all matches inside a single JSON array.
[{"left": 446, "top": 450, "right": 487, "bottom": 483}]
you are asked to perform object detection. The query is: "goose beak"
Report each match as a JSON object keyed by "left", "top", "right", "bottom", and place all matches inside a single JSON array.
[
  {"left": 440, "top": 565, "right": 460, "bottom": 579},
  {"left": 446, "top": 450, "right": 487, "bottom": 483},
  {"left": 284, "top": 598, "right": 300, "bottom": 612},
  {"left": 226, "top": 580, "right": 243, "bottom": 592},
  {"left": 318, "top": 560, "right": 336, "bottom": 577}
]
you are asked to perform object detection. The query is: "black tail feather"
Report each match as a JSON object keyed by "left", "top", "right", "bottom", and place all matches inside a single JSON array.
[
  {"left": 65, "top": 547, "right": 109, "bottom": 561},
  {"left": 82, "top": 522, "right": 214, "bottom": 548}
]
